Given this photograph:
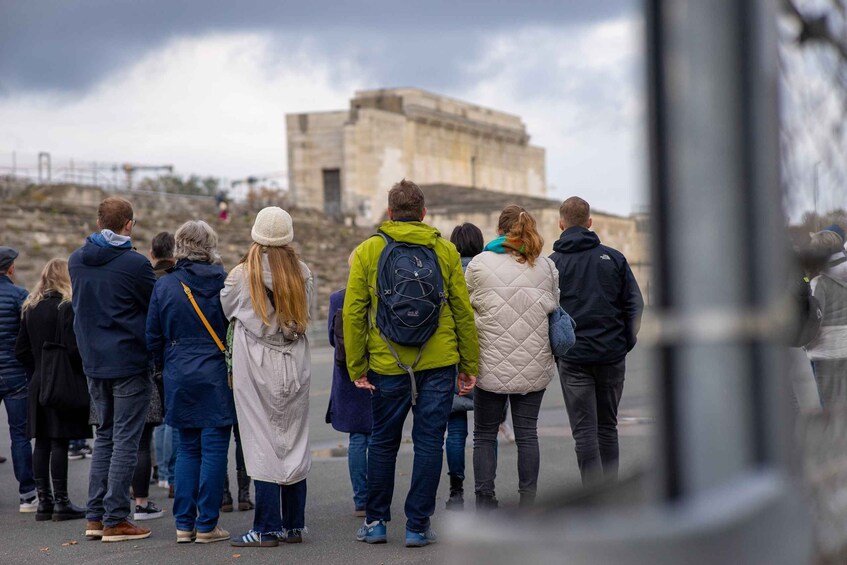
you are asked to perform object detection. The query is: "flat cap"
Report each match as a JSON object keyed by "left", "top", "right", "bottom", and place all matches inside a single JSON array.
[{"left": 0, "top": 246, "right": 19, "bottom": 272}]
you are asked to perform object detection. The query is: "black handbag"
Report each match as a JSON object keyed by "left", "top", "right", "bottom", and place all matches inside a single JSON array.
[{"left": 38, "top": 305, "right": 90, "bottom": 411}]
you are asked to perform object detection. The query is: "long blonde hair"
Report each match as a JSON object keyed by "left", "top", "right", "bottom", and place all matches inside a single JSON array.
[
  {"left": 22, "top": 258, "right": 72, "bottom": 312},
  {"left": 243, "top": 242, "right": 309, "bottom": 332}
]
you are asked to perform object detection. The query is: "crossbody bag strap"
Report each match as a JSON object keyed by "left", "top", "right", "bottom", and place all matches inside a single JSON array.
[{"left": 181, "top": 282, "right": 226, "bottom": 353}]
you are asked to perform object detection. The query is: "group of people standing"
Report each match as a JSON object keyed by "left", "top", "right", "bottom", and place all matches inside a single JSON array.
[
  {"left": 0, "top": 177, "right": 643, "bottom": 551},
  {"left": 327, "top": 179, "right": 643, "bottom": 547}
]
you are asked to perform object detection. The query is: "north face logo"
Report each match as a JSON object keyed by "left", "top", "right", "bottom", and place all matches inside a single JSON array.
[{"left": 600, "top": 254, "right": 611, "bottom": 260}]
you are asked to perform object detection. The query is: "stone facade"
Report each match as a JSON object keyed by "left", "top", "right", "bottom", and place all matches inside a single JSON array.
[{"left": 287, "top": 88, "right": 546, "bottom": 223}]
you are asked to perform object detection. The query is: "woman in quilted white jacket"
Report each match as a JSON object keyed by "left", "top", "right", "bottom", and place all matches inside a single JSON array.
[{"left": 466, "top": 205, "right": 560, "bottom": 510}]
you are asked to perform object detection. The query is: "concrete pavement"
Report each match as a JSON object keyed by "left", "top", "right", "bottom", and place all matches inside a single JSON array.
[{"left": 0, "top": 345, "right": 653, "bottom": 564}]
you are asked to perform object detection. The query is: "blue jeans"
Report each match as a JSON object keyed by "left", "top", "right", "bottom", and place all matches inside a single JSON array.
[
  {"left": 445, "top": 412, "right": 468, "bottom": 480},
  {"left": 86, "top": 374, "right": 151, "bottom": 526},
  {"left": 0, "top": 376, "right": 35, "bottom": 500},
  {"left": 153, "top": 424, "right": 177, "bottom": 484},
  {"left": 366, "top": 366, "right": 454, "bottom": 533},
  {"left": 253, "top": 479, "right": 307, "bottom": 534},
  {"left": 348, "top": 432, "right": 370, "bottom": 510},
  {"left": 174, "top": 426, "right": 230, "bottom": 533}
]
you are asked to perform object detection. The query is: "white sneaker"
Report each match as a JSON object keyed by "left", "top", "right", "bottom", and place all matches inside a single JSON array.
[
  {"left": 19, "top": 498, "right": 38, "bottom": 513},
  {"left": 157, "top": 480, "right": 169, "bottom": 489}
]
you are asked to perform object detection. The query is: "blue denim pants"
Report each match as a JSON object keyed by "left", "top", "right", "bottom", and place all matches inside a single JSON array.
[
  {"left": 87, "top": 374, "right": 151, "bottom": 526},
  {"left": 153, "top": 424, "right": 177, "bottom": 484},
  {"left": 348, "top": 432, "right": 370, "bottom": 510},
  {"left": 445, "top": 412, "right": 468, "bottom": 481},
  {"left": 174, "top": 426, "right": 230, "bottom": 533},
  {"left": 0, "top": 375, "right": 35, "bottom": 500},
  {"left": 253, "top": 479, "right": 307, "bottom": 534},
  {"left": 366, "top": 366, "right": 454, "bottom": 533}
]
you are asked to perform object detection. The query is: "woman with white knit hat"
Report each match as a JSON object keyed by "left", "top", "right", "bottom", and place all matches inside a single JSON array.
[{"left": 220, "top": 207, "right": 314, "bottom": 547}]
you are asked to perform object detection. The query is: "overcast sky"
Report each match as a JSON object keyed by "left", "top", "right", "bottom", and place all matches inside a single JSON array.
[{"left": 0, "top": 0, "right": 646, "bottom": 215}]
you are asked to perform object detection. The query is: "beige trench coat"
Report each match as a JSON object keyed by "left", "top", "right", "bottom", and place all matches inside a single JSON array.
[{"left": 220, "top": 258, "right": 313, "bottom": 485}]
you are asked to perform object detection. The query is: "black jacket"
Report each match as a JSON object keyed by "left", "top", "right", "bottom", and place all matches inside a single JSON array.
[
  {"left": 15, "top": 294, "right": 92, "bottom": 439},
  {"left": 69, "top": 235, "right": 156, "bottom": 379},
  {"left": 550, "top": 227, "right": 644, "bottom": 364}
]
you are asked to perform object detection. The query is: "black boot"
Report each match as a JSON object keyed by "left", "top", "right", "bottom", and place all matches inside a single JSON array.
[
  {"left": 35, "top": 478, "right": 53, "bottom": 522},
  {"left": 52, "top": 479, "right": 85, "bottom": 521},
  {"left": 445, "top": 475, "right": 464, "bottom": 511},
  {"left": 475, "top": 493, "right": 499, "bottom": 514},
  {"left": 237, "top": 469, "right": 254, "bottom": 511},
  {"left": 519, "top": 492, "right": 536, "bottom": 509},
  {"left": 221, "top": 475, "right": 234, "bottom": 512}
]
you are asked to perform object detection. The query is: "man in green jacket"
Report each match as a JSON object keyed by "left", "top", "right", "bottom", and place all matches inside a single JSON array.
[{"left": 345, "top": 179, "right": 478, "bottom": 548}]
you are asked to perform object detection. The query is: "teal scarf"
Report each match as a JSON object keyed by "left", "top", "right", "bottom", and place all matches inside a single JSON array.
[{"left": 483, "top": 235, "right": 527, "bottom": 256}]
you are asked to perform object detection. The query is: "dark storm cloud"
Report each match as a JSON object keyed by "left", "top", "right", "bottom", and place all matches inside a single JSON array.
[{"left": 0, "top": 0, "right": 634, "bottom": 95}]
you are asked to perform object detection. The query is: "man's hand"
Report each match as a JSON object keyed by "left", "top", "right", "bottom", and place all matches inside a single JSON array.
[
  {"left": 457, "top": 372, "right": 476, "bottom": 396},
  {"left": 354, "top": 374, "right": 375, "bottom": 391}
]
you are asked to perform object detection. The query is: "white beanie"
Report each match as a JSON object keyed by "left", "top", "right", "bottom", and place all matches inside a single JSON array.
[{"left": 251, "top": 207, "right": 294, "bottom": 247}]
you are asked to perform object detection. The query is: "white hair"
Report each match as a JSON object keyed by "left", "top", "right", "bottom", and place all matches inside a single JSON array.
[{"left": 174, "top": 220, "right": 219, "bottom": 263}]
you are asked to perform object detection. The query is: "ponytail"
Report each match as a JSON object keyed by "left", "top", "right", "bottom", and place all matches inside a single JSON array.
[{"left": 497, "top": 205, "right": 544, "bottom": 266}]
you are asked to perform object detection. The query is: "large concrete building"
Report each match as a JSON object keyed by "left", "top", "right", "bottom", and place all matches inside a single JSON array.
[{"left": 286, "top": 87, "right": 547, "bottom": 222}]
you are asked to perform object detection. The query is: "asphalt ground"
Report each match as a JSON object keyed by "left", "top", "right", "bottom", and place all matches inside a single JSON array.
[{"left": 0, "top": 344, "right": 654, "bottom": 565}]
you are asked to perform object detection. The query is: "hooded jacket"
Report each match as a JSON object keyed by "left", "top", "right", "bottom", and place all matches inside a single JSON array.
[
  {"left": 550, "top": 226, "right": 643, "bottom": 364},
  {"left": 146, "top": 260, "right": 235, "bottom": 428},
  {"left": 69, "top": 234, "right": 156, "bottom": 379},
  {"left": 343, "top": 220, "right": 479, "bottom": 380},
  {"left": 0, "top": 275, "right": 28, "bottom": 383}
]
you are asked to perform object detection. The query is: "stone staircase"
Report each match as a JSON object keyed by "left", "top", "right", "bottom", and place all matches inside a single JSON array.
[{"left": 1, "top": 184, "right": 374, "bottom": 318}]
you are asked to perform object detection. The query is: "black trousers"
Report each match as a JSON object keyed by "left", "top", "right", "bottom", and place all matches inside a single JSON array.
[
  {"left": 557, "top": 358, "right": 625, "bottom": 485},
  {"left": 33, "top": 438, "right": 69, "bottom": 485},
  {"left": 131, "top": 423, "right": 155, "bottom": 499}
]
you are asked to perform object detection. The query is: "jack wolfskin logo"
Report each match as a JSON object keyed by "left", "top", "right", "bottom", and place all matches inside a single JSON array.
[
  {"left": 408, "top": 310, "right": 420, "bottom": 318},
  {"left": 600, "top": 254, "right": 611, "bottom": 260}
]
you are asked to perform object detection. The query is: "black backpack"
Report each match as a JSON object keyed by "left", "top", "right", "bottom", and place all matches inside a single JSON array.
[
  {"left": 374, "top": 232, "right": 445, "bottom": 347},
  {"left": 372, "top": 231, "right": 446, "bottom": 404}
]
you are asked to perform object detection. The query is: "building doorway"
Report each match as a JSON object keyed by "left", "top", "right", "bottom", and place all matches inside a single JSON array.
[{"left": 322, "top": 168, "right": 342, "bottom": 220}]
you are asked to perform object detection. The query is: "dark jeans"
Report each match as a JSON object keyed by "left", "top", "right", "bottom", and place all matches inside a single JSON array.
[
  {"left": 174, "top": 426, "right": 230, "bottom": 533},
  {"left": 473, "top": 387, "right": 545, "bottom": 500},
  {"left": 446, "top": 412, "right": 468, "bottom": 481},
  {"left": 86, "top": 374, "right": 151, "bottom": 526},
  {"left": 0, "top": 375, "right": 36, "bottom": 499},
  {"left": 253, "top": 479, "right": 307, "bottom": 534},
  {"left": 33, "top": 438, "right": 69, "bottom": 485},
  {"left": 348, "top": 432, "right": 370, "bottom": 510},
  {"left": 131, "top": 423, "right": 155, "bottom": 499},
  {"left": 366, "top": 366, "right": 454, "bottom": 533},
  {"left": 558, "top": 358, "right": 625, "bottom": 485}
]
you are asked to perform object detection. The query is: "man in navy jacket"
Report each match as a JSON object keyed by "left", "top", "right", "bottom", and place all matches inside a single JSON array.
[
  {"left": 0, "top": 246, "right": 37, "bottom": 511},
  {"left": 550, "top": 197, "right": 643, "bottom": 486},
  {"left": 69, "top": 197, "right": 155, "bottom": 542}
]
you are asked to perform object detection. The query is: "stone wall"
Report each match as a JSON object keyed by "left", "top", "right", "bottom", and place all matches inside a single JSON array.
[{"left": 0, "top": 184, "right": 373, "bottom": 319}]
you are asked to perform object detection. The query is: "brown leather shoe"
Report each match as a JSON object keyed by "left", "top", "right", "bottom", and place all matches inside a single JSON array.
[
  {"left": 101, "top": 519, "right": 151, "bottom": 542},
  {"left": 168, "top": 485, "right": 175, "bottom": 499},
  {"left": 85, "top": 520, "right": 104, "bottom": 540}
]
